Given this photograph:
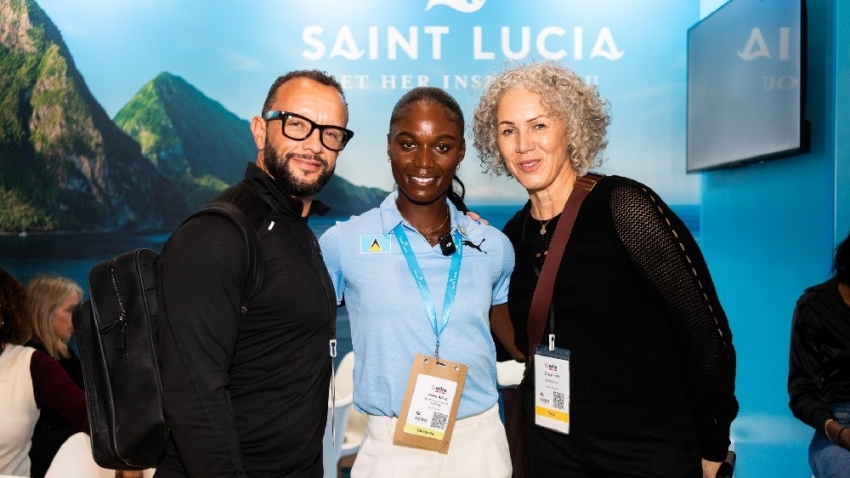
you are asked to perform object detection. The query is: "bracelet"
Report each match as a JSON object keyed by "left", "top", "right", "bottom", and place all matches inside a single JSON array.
[{"left": 825, "top": 418, "right": 837, "bottom": 443}]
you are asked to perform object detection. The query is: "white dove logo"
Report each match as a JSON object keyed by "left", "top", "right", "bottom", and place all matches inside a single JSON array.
[{"left": 426, "top": 0, "right": 486, "bottom": 13}]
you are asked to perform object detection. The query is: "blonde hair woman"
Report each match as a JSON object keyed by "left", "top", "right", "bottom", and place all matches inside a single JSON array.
[
  {"left": 28, "top": 276, "right": 82, "bottom": 362},
  {"left": 26, "top": 275, "right": 84, "bottom": 478}
]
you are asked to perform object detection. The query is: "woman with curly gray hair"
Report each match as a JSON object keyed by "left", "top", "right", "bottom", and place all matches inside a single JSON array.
[{"left": 473, "top": 61, "right": 737, "bottom": 478}]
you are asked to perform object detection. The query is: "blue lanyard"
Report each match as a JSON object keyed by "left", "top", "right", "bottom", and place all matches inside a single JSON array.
[{"left": 393, "top": 223, "right": 463, "bottom": 359}]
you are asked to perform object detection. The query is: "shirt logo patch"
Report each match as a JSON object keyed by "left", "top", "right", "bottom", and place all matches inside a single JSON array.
[{"left": 360, "top": 235, "right": 392, "bottom": 254}]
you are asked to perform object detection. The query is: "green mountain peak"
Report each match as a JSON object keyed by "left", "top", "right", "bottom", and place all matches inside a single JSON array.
[
  {"left": 0, "top": 0, "right": 188, "bottom": 232},
  {"left": 115, "top": 71, "right": 255, "bottom": 209},
  {"left": 115, "top": 72, "right": 387, "bottom": 214}
]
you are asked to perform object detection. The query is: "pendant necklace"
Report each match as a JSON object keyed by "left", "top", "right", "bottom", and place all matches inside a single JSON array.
[
  {"left": 538, "top": 218, "right": 553, "bottom": 236},
  {"left": 406, "top": 206, "right": 449, "bottom": 242}
]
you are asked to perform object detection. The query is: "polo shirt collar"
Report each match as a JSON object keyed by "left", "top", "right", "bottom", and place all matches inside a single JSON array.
[{"left": 378, "top": 190, "right": 463, "bottom": 237}]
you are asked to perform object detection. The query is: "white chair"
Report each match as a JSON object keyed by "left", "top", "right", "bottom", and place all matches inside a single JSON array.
[
  {"left": 496, "top": 360, "right": 525, "bottom": 389},
  {"left": 323, "top": 352, "right": 355, "bottom": 478},
  {"left": 43, "top": 432, "right": 155, "bottom": 478},
  {"left": 44, "top": 432, "right": 112, "bottom": 478},
  {"left": 337, "top": 404, "right": 367, "bottom": 477}
]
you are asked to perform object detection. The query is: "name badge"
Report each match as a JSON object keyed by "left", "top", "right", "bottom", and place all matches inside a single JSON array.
[
  {"left": 393, "top": 354, "right": 468, "bottom": 453},
  {"left": 534, "top": 345, "right": 570, "bottom": 434}
]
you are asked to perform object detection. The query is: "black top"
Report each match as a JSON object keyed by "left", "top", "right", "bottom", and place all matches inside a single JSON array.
[
  {"left": 503, "top": 175, "right": 738, "bottom": 462},
  {"left": 788, "top": 277, "right": 850, "bottom": 431},
  {"left": 155, "top": 163, "right": 335, "bottom": 478}
]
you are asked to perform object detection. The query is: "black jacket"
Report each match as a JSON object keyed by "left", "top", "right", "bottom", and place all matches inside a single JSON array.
[
  {"left": 788, "top": 277, "right": 850, "bottom": 431},
  {"left": 156, "top": 163, "right": 335, "bottom": 478}
]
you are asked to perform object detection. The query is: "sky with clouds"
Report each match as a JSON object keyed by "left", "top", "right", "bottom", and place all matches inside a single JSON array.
[{"left": 35, "top": 0, "right": 706, "bottom": 205}]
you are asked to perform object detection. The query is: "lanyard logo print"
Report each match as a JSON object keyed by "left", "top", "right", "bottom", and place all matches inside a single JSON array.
[{"left": 393, "top": 223, "right": 463, "bottom": 359}]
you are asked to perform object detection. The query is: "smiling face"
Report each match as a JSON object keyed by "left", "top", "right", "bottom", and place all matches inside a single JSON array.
[
  {"left": 250, "top": 77, "right": 348, "bottom": 198},
  {"left": 496, "top": 87, "right": 575, "bottom": 195},
  {"left": 50, "top": 291, "right": 80, "bottom": 343},
  {"left": 388, "top": 101, "right": 465, "bottom": 208}
]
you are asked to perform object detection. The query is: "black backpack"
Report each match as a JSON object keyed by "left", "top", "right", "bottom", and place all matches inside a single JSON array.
[{"left": 72, "top": 201, "right": 264, "bottom": 470}]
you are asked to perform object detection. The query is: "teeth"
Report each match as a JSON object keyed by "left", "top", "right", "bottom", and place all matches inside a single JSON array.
[{"left": 411, "top": 177, "right": 435, "bottom": 185}]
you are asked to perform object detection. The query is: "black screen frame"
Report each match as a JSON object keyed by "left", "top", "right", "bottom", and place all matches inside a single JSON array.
[{"left": 686, "top": 0, "right": 809, "bottom": 173}]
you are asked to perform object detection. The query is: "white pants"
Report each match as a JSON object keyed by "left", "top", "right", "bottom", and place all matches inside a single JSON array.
[{"left": 351, "top": 404, "right": 511, "bottom": 478}]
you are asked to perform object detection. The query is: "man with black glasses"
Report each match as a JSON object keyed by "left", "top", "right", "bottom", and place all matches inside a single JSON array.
[{"left": 155, "top": 70, "right": 353, "bottom": 478}]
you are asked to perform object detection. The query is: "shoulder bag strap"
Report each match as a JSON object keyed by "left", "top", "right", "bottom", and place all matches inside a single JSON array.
[{"left": 526, "top": 173, "right": 601, "bottom": 363}]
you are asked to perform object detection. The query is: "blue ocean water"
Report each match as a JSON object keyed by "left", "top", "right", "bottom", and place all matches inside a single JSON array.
[
  {"left": 316, "top": 204, "right": 701, "bottom": 241},
  {"left": 0, "top": 204, "right": 700, "bottom": 369}
]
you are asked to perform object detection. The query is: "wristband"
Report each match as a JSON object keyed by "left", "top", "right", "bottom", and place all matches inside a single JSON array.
[{"left": 824, "top": 418, "right": 838, "bottom": 443}]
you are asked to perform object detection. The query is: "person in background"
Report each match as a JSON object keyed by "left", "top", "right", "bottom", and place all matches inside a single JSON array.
[
  {"left": 27, "top": 275, "right": 83, "bottom": 381},
  {"left": 155, "top": 69, "right": 352, "bottom": 477},
  {"left": 472, "top": 61, "right": 738, "bottom": 478},
  {"left": 0, "top": 267, "right": 88, "bottom": 477},
  {"left": 789, "top": 229, "right": 850, "bottom": 478},
  {"left": 320, "top": 87, "right": 517, "bottom": 477},
  {"left": 25, "top": 275, "right": 84, "bottom": 478}
]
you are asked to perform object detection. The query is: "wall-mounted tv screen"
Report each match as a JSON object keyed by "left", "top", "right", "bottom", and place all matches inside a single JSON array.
[{"left": 687, "top": 0, "right": 808, "bottom": 172}]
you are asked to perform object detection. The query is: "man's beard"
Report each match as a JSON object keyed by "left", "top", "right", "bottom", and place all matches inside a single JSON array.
[{"left": 263, "top": 142, "right": 334, "bottom": 197}]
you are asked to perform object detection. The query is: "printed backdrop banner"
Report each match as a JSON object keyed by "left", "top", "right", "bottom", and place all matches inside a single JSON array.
[{"left": 37, "top": 0, "right": 700, "bottom": 205}]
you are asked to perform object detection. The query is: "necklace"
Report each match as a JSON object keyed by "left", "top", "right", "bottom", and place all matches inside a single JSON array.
[
  {"left": 538, "top": 218, "right": 553, "bottom": 235},
  {"left": 524, "top": 211, "right": 556, "bottom": 270},
  {"left": 405, "top": 207, "right": 449, "bottom": 242}
]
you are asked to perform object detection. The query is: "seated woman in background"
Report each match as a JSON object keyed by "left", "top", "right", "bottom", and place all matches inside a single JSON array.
[
  {"left": 0, "top": 268, "right": 88, "bottom": 477},
  {"left": 25, "top": 275, "right": 84, "bottom": 478},
  {"left": 789, "top": 229, "right": 850, "bottom": 478}
]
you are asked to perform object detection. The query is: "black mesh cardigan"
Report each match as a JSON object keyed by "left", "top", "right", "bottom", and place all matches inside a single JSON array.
[{"left": 503, "top": 174, "right": 738, "bottom": 462}]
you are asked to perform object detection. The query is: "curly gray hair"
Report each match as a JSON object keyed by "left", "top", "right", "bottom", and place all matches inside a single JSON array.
[{"left": 472, "top": 62, "right": 610, "bottom": 176}]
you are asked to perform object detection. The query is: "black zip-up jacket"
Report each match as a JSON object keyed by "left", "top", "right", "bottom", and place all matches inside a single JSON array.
[
  {"left": 788, "top": 277, "right": 850, "bottom": 431},
  {"left": 156, "top": 163, "right": 335, "bottom": 478}
]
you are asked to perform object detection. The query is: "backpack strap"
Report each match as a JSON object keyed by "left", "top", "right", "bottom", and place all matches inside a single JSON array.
[{"left": 183, "top": 202, "right": 265, "bottom": 308}]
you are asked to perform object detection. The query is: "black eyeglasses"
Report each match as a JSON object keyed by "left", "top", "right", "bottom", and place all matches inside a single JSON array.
[{"left": 262, "top": 110, "right": 354, "bottom": 152}]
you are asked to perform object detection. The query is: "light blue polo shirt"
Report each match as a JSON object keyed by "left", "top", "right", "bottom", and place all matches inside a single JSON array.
[{"left": 319, "top": 191, "right": 515, "bottom": 419}]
